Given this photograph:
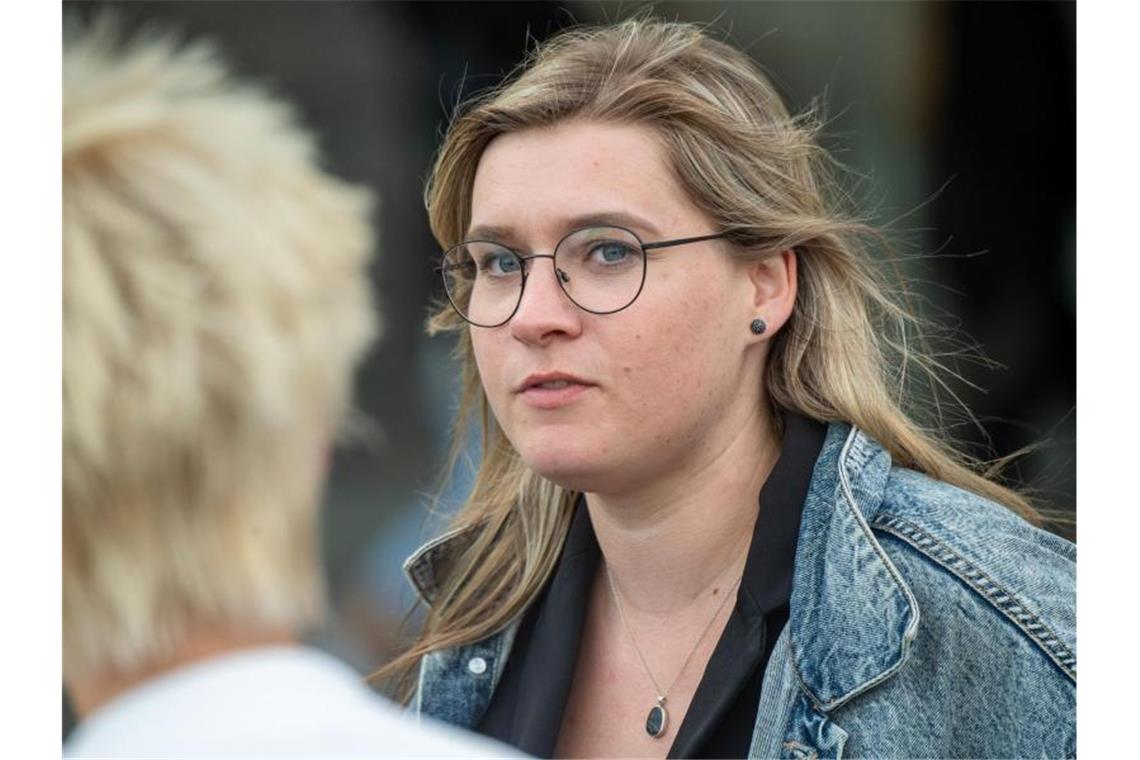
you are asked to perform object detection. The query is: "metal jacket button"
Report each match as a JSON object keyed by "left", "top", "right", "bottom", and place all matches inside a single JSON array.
[{"left": 467, "top": 656, "right": 487, "bottom": 675}]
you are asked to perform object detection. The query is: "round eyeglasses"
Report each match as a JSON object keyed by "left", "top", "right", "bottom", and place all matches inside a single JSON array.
[{"left": 438, "top": 225, "right": 727, "bottom": 328}]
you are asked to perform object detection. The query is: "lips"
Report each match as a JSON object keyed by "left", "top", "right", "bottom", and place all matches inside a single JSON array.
[
  {"left": 516, "top": 371, "right": 596, "bottom": 409},
  {"left": 515, "top": 371, "right": 594, "bottom": 392}
]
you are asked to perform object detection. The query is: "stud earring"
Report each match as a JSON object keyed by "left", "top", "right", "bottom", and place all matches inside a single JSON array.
[{"left": 750, "top": 318, "right": 767, "bottom": 335}]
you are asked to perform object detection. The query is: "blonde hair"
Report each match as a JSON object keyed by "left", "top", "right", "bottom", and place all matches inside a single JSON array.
[
  {"left": 377, "top": 17, "right": 1042, "bottom": 699},
  {"left": 63, "top": 17, "right": 376, "bottom": 680}
]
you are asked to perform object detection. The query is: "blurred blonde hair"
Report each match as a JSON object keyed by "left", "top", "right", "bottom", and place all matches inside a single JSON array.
[
  {"left": 377, "top": 17, "right": 1046, "bottom": 700},
  {"left": 63, "top": 17, "right": 376, "bottom": 680}
]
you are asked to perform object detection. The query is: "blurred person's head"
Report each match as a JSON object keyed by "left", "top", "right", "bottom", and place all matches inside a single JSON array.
[
  {"left": 381, "top": 16, "right": 1038, "bottom": 697},
  {"left": 63, "top": 16, "right": 376, "bottom": 703}
]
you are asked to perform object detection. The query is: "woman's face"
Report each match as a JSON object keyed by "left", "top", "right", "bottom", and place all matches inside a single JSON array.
[{"left": 467, "top": 120, "right": 773, "bottom": 495}]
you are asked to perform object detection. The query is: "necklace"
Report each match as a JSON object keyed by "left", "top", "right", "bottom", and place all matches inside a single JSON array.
[{"left": 605, "top": 563, "right": 743, "bottom": 739}]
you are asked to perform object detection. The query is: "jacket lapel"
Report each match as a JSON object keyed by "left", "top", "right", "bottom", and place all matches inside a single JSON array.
[
  {"left": 750, "top": 423, "right": 919, "bottom": 759},
  {"left": 791, "top": 423, "right": 919, "bottom": 710}
]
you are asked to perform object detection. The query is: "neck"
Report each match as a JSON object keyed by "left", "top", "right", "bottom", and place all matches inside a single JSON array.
[
  {"left": 585, "top": 403, "right": 781, "bottom": 617},
  {"left": 67, "top": 626, "right": 295, "bottom": 719}
]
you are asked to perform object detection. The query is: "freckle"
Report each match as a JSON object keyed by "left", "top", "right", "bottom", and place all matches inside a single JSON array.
[
  {"left": 712, "top": 588, "right": 719, "bottom": 596},
  {"left": 623, "top": 366, "right": 632, "bottom": 373}
]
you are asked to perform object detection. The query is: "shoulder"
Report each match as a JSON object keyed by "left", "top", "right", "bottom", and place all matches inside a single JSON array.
[
  {"left": 65, "top": 646, "right": 516, "bottom": 759},
  {"left": 871, "top": 466, "right": 1076, "bottom": 682}
]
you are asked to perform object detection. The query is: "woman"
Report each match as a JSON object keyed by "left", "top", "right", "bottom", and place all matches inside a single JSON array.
[{"left": 379, "top": 18, "right": 1075, "bottom": 759}]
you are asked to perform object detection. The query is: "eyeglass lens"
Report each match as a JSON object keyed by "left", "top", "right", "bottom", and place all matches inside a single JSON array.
[{"left": 441, "top": 226, "right": 646, "bottom": 327}]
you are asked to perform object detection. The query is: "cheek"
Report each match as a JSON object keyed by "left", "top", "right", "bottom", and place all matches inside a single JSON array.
[
  {"left": 655, "top": 259, "right": 748, "bottom": 373},
  {"left": 638, "top": 266, "right": 739, "bottom": 367},
  {"left": 614, "top": 299, "right": 733, "bottom": 434}
]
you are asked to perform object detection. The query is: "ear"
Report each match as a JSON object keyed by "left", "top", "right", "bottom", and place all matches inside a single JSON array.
[{"left": 745, "top": 248, "right": 797, "bottom": 339}]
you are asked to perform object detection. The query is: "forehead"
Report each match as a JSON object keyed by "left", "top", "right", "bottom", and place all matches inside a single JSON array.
[{"left": 468, "top": 120, "right": 696, "bottom": 241}]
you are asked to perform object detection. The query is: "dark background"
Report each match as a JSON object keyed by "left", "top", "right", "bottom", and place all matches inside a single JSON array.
[{"left": 63, "top": 0, "right": 1075, "bottom": 725}]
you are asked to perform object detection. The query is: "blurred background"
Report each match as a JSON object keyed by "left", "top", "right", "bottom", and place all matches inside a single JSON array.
[{"left": 63, "top": 0, "right": 1075, "bottom": 725}]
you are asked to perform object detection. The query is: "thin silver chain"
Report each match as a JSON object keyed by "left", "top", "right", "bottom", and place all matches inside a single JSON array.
[{"left": 605, "top": 562, "right": 743, "bottom": 703}]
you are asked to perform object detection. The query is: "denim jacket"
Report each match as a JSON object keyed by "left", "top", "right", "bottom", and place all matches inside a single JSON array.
[{"left": 403, "top": 423, "right": 1076, "bottom": 759}]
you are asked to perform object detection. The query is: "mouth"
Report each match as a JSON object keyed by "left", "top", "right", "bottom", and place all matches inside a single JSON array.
[{"left": 516, "top": 372, "right": 596, "bottom": 409}]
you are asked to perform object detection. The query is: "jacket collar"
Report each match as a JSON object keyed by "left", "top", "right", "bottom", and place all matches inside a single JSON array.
[
  {"left": 789, "top": 422, "right": 919, "bottom": 711},
  {"left": 402, "top": 522, "right": 480, "bottom": 608},
  {"left": 403, "top": 421, "right": 919, "bottom": 712}
]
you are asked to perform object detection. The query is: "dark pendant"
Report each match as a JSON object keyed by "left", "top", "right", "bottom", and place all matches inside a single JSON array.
[{"left": 646, "top": 702, "right": 668, "bottom": 738}]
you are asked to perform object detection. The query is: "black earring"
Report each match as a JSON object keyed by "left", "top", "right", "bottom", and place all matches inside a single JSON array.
[{"left": 750, "top": 318, "right": 767, "bottom": 335}]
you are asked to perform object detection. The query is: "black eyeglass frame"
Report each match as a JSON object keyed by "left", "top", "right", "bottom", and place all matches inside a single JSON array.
[{"left": 437, "top": 224, "right": 729, "bottom": 328}]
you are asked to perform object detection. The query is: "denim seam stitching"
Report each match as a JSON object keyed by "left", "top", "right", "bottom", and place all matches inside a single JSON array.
[
  {"left": 794, "top": 427, "right": 920, "bottom": 713},
  {"left": 872, "top": 513, "right": 1076, "bottom": 682},
  {"left": 841, "top": 428, "right": 874, "bottom": 474}
]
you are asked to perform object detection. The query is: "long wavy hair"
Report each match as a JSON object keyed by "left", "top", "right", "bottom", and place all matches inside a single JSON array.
[{"left": 375, "top": 17, "right": 1043, "bottom": 701}]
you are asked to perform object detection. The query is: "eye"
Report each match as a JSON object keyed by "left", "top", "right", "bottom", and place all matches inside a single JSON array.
[
  {"left": 479, "top": 250, "right": 522, "bottom": 276},
  {"left": 588, "top": 241, "right": 637, "bottom": 266}
]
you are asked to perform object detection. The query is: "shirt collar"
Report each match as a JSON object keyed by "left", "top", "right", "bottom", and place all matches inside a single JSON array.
[{"left": 741, "top": 411, "right": 826, "bottom": 616}]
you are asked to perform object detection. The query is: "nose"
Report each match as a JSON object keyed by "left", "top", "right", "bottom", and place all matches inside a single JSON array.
[{"left": 509, "top": 255, "right": 583, "bottom": 345}]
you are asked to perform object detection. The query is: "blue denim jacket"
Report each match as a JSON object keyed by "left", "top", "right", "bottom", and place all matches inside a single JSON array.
[{"left": 403, "top": 423, "right": 1076, "bottom": 759}]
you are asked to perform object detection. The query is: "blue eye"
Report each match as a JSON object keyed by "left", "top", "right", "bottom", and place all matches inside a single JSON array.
[
  {"left": 479, "top": 251, "right": 522, "bottom": 276},
  {"left": 589, "top": 242, "right": 636, "bottom": 265}
]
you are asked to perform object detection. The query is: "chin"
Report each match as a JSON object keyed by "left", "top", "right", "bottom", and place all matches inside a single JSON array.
[{"left": 513, "top": 429, "right": 614, "bottom": 492}]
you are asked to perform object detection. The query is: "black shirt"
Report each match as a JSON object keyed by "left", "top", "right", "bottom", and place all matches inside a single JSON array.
[{"left": 477, "top": 413, "right": 827, "bottom": 758}]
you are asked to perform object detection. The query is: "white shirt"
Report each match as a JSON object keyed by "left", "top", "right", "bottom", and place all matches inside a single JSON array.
[{"left": 64, "top": 646, "right": 521, "bottom": 759}]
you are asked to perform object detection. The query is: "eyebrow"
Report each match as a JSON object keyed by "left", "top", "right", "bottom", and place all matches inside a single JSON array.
[{"left": 465, "top": 211, "right": 662, "bottom": 245}]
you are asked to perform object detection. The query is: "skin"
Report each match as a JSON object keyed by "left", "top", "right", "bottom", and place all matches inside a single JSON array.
[{"left": 468, "top": 120, "right": 797, "bottom": 755}]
